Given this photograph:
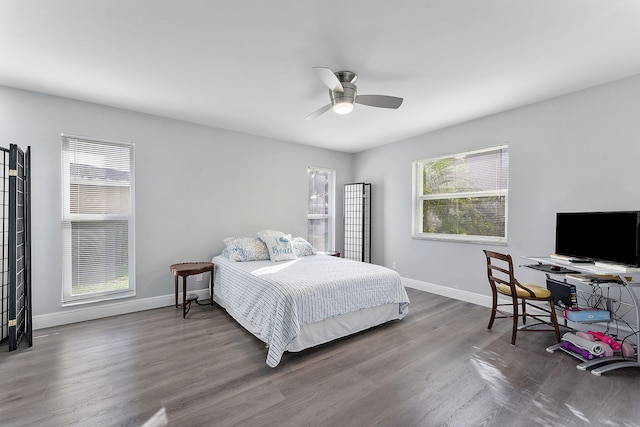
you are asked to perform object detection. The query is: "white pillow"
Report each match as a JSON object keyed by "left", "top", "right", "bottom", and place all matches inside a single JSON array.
[
  {"left": 292, "top": 237, "right": 316, "bottom": 256},
  {"left": 223, "top": 237, "right": 269, "bottom": 262},
  {"left": 257, "top": 230, "right": 297, "bottom": 262}
]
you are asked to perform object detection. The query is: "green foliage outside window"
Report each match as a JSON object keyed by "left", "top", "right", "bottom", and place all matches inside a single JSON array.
[{"left": 414, "top": 146, "right": 508, "bottom": 242}]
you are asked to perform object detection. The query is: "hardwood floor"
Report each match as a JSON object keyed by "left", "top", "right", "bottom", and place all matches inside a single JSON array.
[{"left": 1, "top": 288, "right": 639, "bottom": 426}]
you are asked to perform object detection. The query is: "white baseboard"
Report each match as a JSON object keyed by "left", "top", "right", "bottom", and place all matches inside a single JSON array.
[
  {"left": 32, "top": 277, "right": 628, "bottom": 346},
  {"left": 402, "top": 277, "right": 495, "bottom": 308},
  {"left": 33, "top": 277, "right": 491, "bottom": 330},
  {"left": 402, "top": 277, "right": 556, "bottom": 316},
  {"left": 34, "top": 279, "right": 492, "bottom": 330},
  {"left": 35, "top": 279, "right": 490, "bottom": 330},
  {"left": 33, "top": 289, "right": 211, "bottom": 330},
  {"left": 33, "top": 278, "right": 634, "bottom": 347}
]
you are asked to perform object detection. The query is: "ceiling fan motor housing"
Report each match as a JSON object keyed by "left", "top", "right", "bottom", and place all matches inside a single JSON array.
[
  {"left": 330, "top": 81, "right": 357, "bottom": 110},
  {"left": 335, "top": 71, "right": 358, "bottom": 84}
]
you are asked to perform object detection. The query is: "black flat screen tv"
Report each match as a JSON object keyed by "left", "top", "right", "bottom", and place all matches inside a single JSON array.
[{"left": 555, "top": 211, "right": 640, "bottom": 267}]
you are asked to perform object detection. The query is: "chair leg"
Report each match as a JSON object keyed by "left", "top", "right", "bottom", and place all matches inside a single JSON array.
[
  {"left": 487, "top": 291, "right": 498, "bottom": 330},
  {"left": 549, "top": 300, "right": 561, "bottom": 343},
  {"left": 521, "top": 299, "right": 527, "bottom": 325},
  {"left": 511, "top": 298, "right": 519, "bottom": 346}
]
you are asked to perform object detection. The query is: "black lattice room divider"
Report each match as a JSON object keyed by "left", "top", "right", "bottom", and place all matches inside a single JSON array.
[
  {"left": 0, "top": 144, "right": 31, "bottom": 351},
  {"left": 344, "top": 182, "right": 371, "bottom": 263},
  {"left": 1, "top": 147, "right": 8, "bottom": 346}
]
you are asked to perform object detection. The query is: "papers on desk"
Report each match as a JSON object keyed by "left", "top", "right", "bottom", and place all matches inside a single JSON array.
[{"left": 565, "top": 274, "right": 631, "bottom": 284}]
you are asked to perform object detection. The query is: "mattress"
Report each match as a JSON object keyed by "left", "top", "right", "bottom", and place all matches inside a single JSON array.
[{"left": 212, "top": 254, "right": 409, "bottom": 367}]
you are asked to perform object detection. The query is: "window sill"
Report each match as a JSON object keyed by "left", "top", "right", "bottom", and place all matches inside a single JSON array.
[
  {"left": 412, "top": 233, "right": 507, "bottom": 245},
  {"left": 62, "top": 290, "right": 136, "bottom": 307}
]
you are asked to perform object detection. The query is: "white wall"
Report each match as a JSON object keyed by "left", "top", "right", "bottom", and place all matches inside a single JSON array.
[
  {"left": 354, "top": 74, "right": 640, "bottom": 300},
  {"left": 0, "top": 85, "right": 353, "bottom": 326},
  {"left": 4, "top": 73, "right": 639, "bottom": 327}
]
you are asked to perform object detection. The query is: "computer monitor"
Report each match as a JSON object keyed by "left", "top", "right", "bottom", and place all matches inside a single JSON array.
[{"left": 555, "top": 211, "right": 640, "bottom": 268}]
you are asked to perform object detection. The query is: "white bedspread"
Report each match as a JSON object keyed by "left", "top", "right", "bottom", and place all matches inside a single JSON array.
[{"left": 212, "top": 254, "right": 409, "bottom": 367}]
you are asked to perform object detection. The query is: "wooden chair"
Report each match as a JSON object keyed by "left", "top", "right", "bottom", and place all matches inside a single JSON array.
[{"left": 483, "top": 250, "right": 561, "bottom": 345}]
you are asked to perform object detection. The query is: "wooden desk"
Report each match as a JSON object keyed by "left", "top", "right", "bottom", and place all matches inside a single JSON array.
[{"left": 169, "top": 262, "right": 214, "bottom": 318}]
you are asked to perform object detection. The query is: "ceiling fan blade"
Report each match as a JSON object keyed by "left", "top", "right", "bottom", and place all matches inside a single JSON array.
[
  {"left": 305, "top": 103, "right": 333, "bottom": 120},
  {"left": 355, "top": 94, "right": 403, "bottom": 109},
  {"left": 313, "top": 66, "right": 344, "bottom": 93}
]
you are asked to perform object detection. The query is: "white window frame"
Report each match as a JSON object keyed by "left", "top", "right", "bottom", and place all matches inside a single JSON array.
[
  {"left": 412, "top": 144, "right": 508, "bottom": 244},
  {"left": 61, "top": 134, "right": 136, "bottom": 305},
  {"left": 307, "top": 167, "right": 335, "bottom": 251}
]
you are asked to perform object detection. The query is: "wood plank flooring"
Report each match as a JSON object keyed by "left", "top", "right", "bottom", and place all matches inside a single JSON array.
[{"left": 1, "top": 288, "right": 640, "bottom": 426}]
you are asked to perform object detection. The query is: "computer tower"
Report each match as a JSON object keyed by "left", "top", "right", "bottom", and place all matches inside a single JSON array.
[{"left": 546, "top": 278, "right": 578, "bottom": 308}]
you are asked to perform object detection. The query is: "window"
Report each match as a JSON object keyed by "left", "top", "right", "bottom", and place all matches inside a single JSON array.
[
  {"left": 61, "top": 134, "right": 135, "bottom": 304},
  {"left": 307, "top": 167, "right": 335, "bottom": 251},
  {"left": 412, "top": 145, "right": 508, "bottom": 243}
]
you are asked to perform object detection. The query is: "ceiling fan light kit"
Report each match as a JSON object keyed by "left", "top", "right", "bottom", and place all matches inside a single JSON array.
[
  {"left": 306, "top": 66, "right": 403, "bottom": 120},
  {"left": 332, "top": 100, "right": 354, "bottom": 115}
]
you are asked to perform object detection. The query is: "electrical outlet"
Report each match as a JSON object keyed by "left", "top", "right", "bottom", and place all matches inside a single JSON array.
[{"left": 392, "top": 262, "right": 397, "bottom": 270}]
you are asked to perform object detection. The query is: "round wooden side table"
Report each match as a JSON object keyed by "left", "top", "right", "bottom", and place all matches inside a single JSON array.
[{"left": 169, "top": 262, "right": 215, "bottom": 318}]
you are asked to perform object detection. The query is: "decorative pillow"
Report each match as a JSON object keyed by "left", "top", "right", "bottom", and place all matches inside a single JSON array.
[
  {"left": 223, "top": 237, "right": 269, "bottom": 262},
  {"left": 292, "top": 237, "right": 316, "bottom": 257},
  {"left": 257, "top": 230, "right": 297, "bottom": 262}
]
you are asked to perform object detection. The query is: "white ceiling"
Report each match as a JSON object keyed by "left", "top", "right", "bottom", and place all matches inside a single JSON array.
[{"left": 2, "top": 1, "right": 640, "bottom": 153}]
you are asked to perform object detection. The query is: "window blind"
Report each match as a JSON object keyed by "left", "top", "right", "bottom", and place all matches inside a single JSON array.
[
  {"left": 413, "top": 145, "right": 508, "bottom": 243},
  {"left": 307, "top": 167, "right": 335, "bottom": 251},
  {"left": 61, "top": 134, "right": 135, "bottom": 303}
]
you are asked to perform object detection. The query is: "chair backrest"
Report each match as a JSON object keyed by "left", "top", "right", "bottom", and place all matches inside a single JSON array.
[{"left": 484, "top": 250, "right": 517, "bottom": 296}]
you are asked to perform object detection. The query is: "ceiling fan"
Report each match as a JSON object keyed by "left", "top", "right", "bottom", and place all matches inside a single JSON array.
[{"left": 305, "top": 66, "right": 403, "bottom": 120}]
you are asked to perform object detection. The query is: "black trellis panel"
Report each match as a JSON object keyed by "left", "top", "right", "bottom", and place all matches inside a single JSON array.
[
  {"left": 8, "top": 144, "right": 31, "bottom": 351},
  {"left": 1, "top": 147, "right": 9, "bottom": 344},
  {"left": 344, "top": 182, "right": 371, "bottom": 263}
]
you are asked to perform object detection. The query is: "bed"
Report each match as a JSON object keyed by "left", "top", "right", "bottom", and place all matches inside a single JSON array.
[{"left": 212, "top": 247, "right": 409, "bottom": 367}]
